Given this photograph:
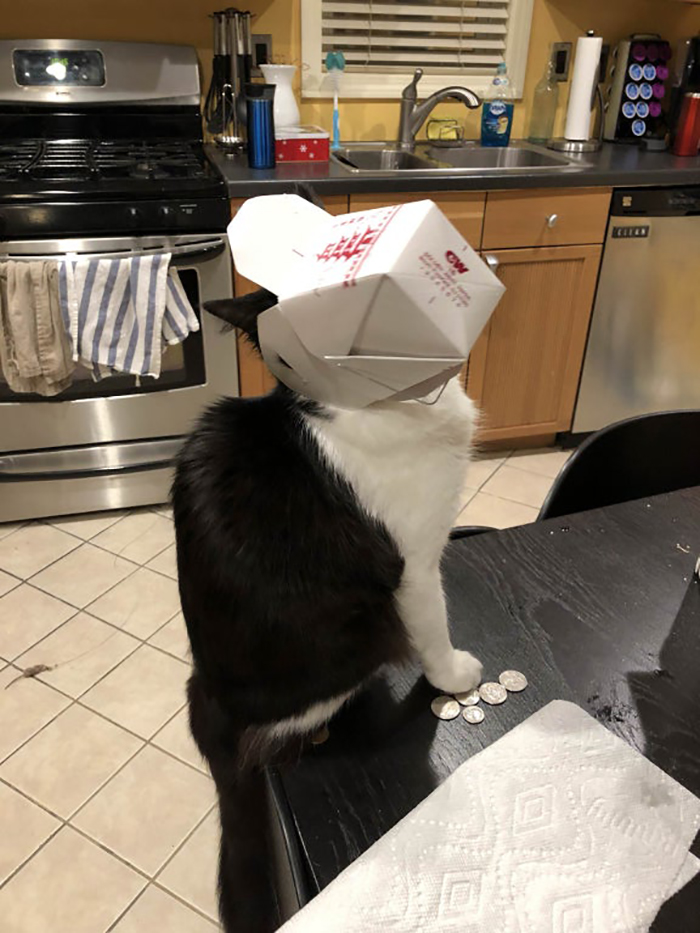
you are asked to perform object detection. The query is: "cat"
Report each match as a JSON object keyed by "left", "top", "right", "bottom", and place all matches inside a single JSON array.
[{"left": 172, "top": 287, "right": 482, "bottom": 933}]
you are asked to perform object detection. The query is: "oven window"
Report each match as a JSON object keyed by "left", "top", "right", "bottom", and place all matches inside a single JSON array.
[{"left": 0, "top": 268, "right": 206, "bottom": 403}]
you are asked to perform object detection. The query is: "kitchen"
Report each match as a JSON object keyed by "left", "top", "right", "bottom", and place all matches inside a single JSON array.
[{"left": 1, "top": 1, "right": 700, "bottom": 932}]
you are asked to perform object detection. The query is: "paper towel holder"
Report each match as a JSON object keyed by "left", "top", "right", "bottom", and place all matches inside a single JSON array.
[{"left": 547, "top": 85, "right": 604, "bottom": 153}]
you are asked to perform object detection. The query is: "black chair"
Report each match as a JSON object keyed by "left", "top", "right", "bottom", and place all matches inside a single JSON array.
[{"left": 538, "top": 410, "right": 700, "bottom": 521}]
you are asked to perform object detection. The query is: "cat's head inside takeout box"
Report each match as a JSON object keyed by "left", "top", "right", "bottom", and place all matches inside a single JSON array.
[{"left": 226, "top": 194, "right": 505, "bottom": 409}]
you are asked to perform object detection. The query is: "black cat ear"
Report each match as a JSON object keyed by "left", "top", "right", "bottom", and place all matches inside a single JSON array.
[{"left": 203, "top": 287, "right": 278, "bottom": 351}]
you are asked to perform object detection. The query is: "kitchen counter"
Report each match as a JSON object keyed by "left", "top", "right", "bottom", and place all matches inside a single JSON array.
[{"left": 209, "top": 141, "right": 700, "bottom": 197}]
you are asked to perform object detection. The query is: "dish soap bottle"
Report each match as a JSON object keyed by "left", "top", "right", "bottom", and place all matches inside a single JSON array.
[
  {"left": 528, "top": 59, "right": 559, "bottom": 144},
  {"left": 481, "top": 63, "right": 514, "bottom": 147}
]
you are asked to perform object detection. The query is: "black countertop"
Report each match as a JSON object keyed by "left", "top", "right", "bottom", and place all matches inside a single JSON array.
[{"left": 209, "top": 140, "right": 700, "bottom": 197}]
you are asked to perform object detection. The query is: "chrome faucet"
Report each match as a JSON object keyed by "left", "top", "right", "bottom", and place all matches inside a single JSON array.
[{"left": 397, "top": 68, "right": 481, "bottom": 151}]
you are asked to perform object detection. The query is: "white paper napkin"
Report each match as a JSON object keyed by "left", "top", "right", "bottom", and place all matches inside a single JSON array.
[{"left": 279, "top": 700, "right": 700, "bottom": 932}]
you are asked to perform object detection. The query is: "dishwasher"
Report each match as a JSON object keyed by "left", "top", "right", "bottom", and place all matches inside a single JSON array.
[{"left": 573, "top": 187, "right": 700, "bottom": 433}]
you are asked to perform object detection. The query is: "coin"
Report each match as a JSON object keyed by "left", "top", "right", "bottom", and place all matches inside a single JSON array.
[
  {"left": 431, "top": 696, "right": 461, "bottom": 720},
  {"left": 499, "top": 670, "right": 528, "bottom": 692},
  {"left": 455, "top": 689, "right": 480, "bottom": 707},
  {"left": 479, "top": 682, "right": 508, "bottom": 705},
  {"left": 463, "top": 706, "right": 485, "bottom": 724}
]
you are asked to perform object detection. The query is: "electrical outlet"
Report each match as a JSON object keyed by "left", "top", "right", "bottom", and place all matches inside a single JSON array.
[
  {"left": 551, "top": 42, "right": 572, "bottom": 82},
  {"left": 252, "top": 34, "right": 272, "bottom": 76}
]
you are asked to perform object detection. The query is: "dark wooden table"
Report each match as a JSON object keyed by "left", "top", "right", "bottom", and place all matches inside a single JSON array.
[{"left": 274, "top": 487, "right": 700, "bottom": 930}]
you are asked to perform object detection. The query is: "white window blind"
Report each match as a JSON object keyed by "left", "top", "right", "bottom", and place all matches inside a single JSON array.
[
  {"left": 323, "top": 0, "right": 508, "bottom": 73},
  {"left": 302, "top": 0, "right": 534, "bottom": 99}
]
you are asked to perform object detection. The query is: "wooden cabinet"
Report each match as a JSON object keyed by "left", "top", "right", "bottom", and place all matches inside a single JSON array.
[
  {"left": 481, "top": 188, "right": 610, "bottom": 250},
  {"left": 231, "top": 194, "right": 349, "bottom": 397},
  {"left": 467, "top": 245, "right": 603, "bottom": 443}
]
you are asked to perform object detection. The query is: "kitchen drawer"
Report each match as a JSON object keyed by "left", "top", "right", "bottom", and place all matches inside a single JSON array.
[
  {"left": 349, "top": 192, "right": 485, "bottom": 248},
  {"left": 482, "top": 188, "right": 611, "bottom": 249}
]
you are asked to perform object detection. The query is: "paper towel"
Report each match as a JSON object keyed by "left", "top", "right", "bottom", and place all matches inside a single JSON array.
[
  {"left": 565, "top": 34, "right": 603, "bottom": 141},
  {"left": 279, "top": 701, "right": 700, "bottom": 932}
]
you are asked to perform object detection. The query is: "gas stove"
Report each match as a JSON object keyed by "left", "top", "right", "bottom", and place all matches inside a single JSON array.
[{"left": 0, "top": 39, "right": 229, "bottom": 238}]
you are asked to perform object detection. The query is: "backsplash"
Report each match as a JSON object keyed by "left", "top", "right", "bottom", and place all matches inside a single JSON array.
[{"left": 1, "top": 0, "right": 700, "bottom": 141}]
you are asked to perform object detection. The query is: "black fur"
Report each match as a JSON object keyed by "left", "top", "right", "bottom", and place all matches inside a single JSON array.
[
  {"left": 172, "top": 384, "right": 411, "bottom": 932},
  {"left": 203, "top": 287, "right": 277, "bottom": 351}
]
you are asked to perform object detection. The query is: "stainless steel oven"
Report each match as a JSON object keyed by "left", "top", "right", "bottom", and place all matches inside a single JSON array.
[{"left": 0, "top": 233, "right": 236, "bottom": 522}]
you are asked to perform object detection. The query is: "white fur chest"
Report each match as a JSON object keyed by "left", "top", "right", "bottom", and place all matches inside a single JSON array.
[{"left": 306, "top": 378, "right": 475, "bottom": 568}]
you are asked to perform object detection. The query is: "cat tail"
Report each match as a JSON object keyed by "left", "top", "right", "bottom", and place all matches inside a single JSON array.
[{"left": 187, "top": 670, "right": 293, "bottom": 933}]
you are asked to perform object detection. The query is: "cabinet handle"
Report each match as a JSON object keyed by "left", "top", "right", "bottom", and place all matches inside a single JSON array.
[
  {"left": 485, "top": 254, "right": 500, "bottom": 272},
  {"left": 546, "top": 213, "right": 559, "bottom": 228}
]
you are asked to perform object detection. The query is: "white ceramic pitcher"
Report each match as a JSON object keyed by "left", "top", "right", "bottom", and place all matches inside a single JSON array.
[{"left": 260, "top": 64, "right": 300, "bottom": 128}]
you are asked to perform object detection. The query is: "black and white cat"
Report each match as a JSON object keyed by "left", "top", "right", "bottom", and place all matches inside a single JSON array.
[{"left": 172, "top": 287, "right": 482, "bottom": 933}]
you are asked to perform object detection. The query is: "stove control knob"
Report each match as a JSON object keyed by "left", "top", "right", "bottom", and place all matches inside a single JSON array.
[
  {"left": 159, "top": 206, "right": 176, "bottom": 221},
  {"left": 125, "top": 206, "right": 142, "bottom": 227}
]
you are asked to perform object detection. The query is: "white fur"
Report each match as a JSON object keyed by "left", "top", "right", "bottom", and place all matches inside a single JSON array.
[
  {"left": 305, "top": 377, "right": 482, "bottom": 695},
  {"left": 267, "top": 690, "right": 357, "bottom": 740}
]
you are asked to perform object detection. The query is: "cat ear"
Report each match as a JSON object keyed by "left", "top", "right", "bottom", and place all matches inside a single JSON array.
[{"left": 203, "top": 287, "right": 278, "bottom": 351}]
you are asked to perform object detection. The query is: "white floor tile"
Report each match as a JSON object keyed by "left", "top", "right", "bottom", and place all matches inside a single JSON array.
[
  {"left": 87, "top": 567, "right": 181, "bottom": 639},
  {"left": 0, "top": 666, "right": 71, "bottom": 764},
  {"left": 0, "top": 524, "right": 79, "bottom": 579},
  {"left": 111, "top": 886, "right": 217, "bottom": 932},
  {"left": 0, "top": 522, "right": 25, "bottom": 542},
  {"left": 464, "top": 457, "right": 506, "bottom": 490},
  {"left": 92, "top": 512, "right": 176, "bottom": 566},
  {"left": 16, "top": 613, "right": 139, "bottom": 698},
  {"left": 49, "top": 510, "right": 127, "bottom": 541},
  {"left": 0, "top": 782, "right": 60, "bottom": 885},
  {"left": 0, "top": 584, "right": 75, "bottom": 661},
  {"left": 508, "top": 447, "right": 572, "bottom": 479},
  {"left": 458, "top": 491, "right": 539, "bottom": 530},
  {"left": 31, "top": 543, "right": 136, "bottom": 609},
  {"left": 158, "top": 809, "right": 220, "bottom": 921},
  {"left": 146, "top": 544, "right": 178, "bottom": 580},
  {"left": 152, "top": 709, "right": 207, "bottom": 774},
  {"left": 0, "top": 569, "right": 20, "bottom": 598},
  {"left": 81, "top": 644, "right": 189, "bottom": 738},
  {"left": 482, "top": 464, "right": 553, "bottom": 510},
  {"left": 148, "top": 613, "right": 190, "bottom": 662},
  {"left": 1, "top": 704, "right": 141, "bottom": 818},
  {"left": 0, "top": 826, "right": 145, "bottom": 933},
  {"left": 73, "top": 745, "right": 214, "bottom": 877}
]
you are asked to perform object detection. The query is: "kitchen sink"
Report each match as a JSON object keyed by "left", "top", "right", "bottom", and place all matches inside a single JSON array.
[
  {"left": 332, "top": 148, "right": 437, "bottom": 172},
  {"left": 331, "top": 142, "right": 587, "bottom": 174}
]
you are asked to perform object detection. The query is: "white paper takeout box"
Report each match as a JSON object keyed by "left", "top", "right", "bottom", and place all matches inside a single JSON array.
[{"left": 227, "top": 194, "right": 505, "bottom": 408}]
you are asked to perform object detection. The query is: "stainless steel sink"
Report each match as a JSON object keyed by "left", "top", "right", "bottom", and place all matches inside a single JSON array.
[
  {"left": 332, "top": 147, "right": 437, "bottom": 172},
  {"left": 427, "top": 143, "right": 575, "bottom": 170},
  {"left": 331, "top": 141, "right": 588, "bottom": 174}
]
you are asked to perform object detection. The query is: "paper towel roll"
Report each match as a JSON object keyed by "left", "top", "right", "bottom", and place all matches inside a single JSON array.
[{"left": 565, "top": 32, "right": 603, "bottom": 141}]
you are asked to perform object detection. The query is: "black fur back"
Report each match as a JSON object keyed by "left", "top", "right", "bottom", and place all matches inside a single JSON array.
[{"left": 172, "top": 384, "right": 411, "bottom": 932}]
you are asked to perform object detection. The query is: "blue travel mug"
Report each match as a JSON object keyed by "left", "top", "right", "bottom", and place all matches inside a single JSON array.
[{"left": 246, "top": 83, "right": 276, "bottom": 169}]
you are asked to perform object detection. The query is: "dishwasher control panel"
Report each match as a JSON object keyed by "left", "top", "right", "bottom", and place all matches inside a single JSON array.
[{"left": 611, "top": 225, "right": 650, "bottom": 238}]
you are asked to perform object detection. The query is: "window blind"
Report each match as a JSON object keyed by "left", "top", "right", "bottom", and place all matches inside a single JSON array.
[{"left": 321, "top": 0, "right": 510, "bottom": 74}]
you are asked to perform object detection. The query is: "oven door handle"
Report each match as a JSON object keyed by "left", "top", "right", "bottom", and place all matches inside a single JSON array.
[{"left": 0, "top": 236, "right": 228, "bottom": 265}]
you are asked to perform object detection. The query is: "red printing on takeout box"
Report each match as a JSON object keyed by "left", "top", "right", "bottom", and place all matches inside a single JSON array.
[{"left": 314, "top": 206, "right": 401, "bottom": 286}]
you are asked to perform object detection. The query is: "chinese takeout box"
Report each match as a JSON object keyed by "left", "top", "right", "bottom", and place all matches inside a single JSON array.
[{"left": 227, "top": 194, "right": 505, "bottom": 408}]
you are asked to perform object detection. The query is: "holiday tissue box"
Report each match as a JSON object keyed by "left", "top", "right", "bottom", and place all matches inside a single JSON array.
[{"left": 275, "top": 125, "right": 330, "bottom": 162}]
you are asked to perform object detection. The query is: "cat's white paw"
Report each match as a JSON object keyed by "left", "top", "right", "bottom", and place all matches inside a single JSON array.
[{"left": 424, "top": 650, "right": 483, "bottom": 695}]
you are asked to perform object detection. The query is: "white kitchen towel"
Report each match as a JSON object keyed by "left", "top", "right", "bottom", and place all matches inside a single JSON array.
[
  {"left": 59, "top": 254, "right": 199, "bottom": 379},
  {"left": 279, "top": 701, "right": 700, "bottom": 933}
]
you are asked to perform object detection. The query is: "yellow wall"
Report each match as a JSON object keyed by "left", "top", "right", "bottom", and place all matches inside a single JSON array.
[{"left": 2, "top": 0, "right": 700, "bottom": 141}]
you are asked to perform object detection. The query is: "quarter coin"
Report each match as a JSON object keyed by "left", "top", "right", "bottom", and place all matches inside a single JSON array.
[
  {"left": 431, "top": 696, "right": 461, "bottom": 720},
  {"left": 455, "top": 688, "right": 480, "bottom": 706},
  {"left": 479, "top": 682, "right": 508, "bottom": 705},
  {"left": 499, "top": 670, "right": 528, "bottom": 692},
  {"left": 463, "top": 706, "right": 485, "bottom": 724}
]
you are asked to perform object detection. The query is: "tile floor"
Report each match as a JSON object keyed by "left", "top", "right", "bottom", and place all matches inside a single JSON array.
[{"left": 0, "top": 446, "right": 570, "bottom": 931}]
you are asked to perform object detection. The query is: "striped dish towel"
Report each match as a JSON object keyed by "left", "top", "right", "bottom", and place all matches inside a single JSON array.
[{"left": 59, "top": 254, "right": 199, "bottom": 379}]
